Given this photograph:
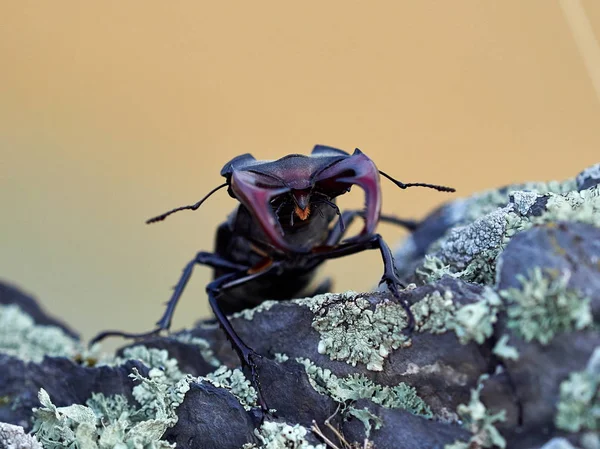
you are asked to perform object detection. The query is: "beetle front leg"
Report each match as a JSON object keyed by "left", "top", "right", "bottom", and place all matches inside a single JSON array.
[
  {"left": 89, "top": 251, "right": 250, "bottom": 345},
  {"left": 316, "top": 234, "right": 415, "bottom": 331}
]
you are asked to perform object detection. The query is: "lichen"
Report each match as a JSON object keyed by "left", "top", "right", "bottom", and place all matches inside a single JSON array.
[
  {"left": 300, "top": 291, "right": 410, "bottom": 371},
  {"left": 445, "top": 375, "right": 506, "bottom": 449},
  {"left": 555, "top": 347, "right": 600, "bottom": 432},
  {"left": 577, "top": 163, "right": 600, "bottom": 189},
  {"left": 492, "top": 335, "right": 519, "bottom": 361},
  {"left": 32, "top": 343, "right": 193, "bottom": 449},
  {"left": 233, "top": 299, "right": 279, "bottom": 320},
  {"left": 0, "top": 304, "right": 84, "bottom": 363},
  {"left": 0, "top": 422, "right": 42, "bottom": 449},
  {"left": 415, "top": 183, "right": 600, "bottom": 287},
  {"left": 297, "top": 358, "right": 432, "bottom": 418},
  {"left": 346, "top": 407, "right": 383, "bottom": 437},
  {"left": 273, "top": 352, "right": 289, "bottom": 363},
  {"left": 411, "top": 289, "right": 456, "bottom": 334},
  {"left": 243, "top": 422, "right": 326, "bottom": 449},
  {"left": 499, "top": 268, "right": 592, "bottom": 345},
  {"left": 32, "top": 366, "right": 192, "bottom": 449},
  {"left": 104, "top": 345, "right": 185, "bottom": 386},
  {"left": 204, "top": 366, "right": 257, "bottom": 410},
  {"left": 446, "top": 288, "right": 502, "bottom": 345}
]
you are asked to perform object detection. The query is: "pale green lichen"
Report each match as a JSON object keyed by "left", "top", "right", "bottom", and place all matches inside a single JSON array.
[
  {"left": 170, "top": 332, "right": 221, "bottom": 367},
  {"left": 273, "top": 352, "right": 289, "bottom": 363},
  {"left": 445, "top": 375, "right": 506, "bottom": 449},
  {"left": 492, "top": 335, "right": 519, "bottom": 361},
  {"left": 555, "top": 347, "right": 600, "bottom": 432},
  {"left": 411, "top": 289, "right": 456, "bottom": 334},
  {"left": 297, "top": 358, "right": 432, "bottom": 418},
  {"left": 500, "top": 268, "right": 592, "bottom": 345},
  {"left": 233, "top": 299, "right": 279, "bottom": 320},
  {"left": 0, "top": 304, "right": 84, "bottom": 363},
  {"left": 204, "top": 366, "right": 257, "bottom": 410},
  {"left": 112, "top": 346, "right": 186, "bottom": 384},
  {"left": 347, "top": 407, "right": 383, "bottom": 437},
  {"left": 297, "top": 292, "right": 410, "bottom": 371},
  {"left": 446, "top": 288, "right": 502, "bottom": 345},
  {"left": 32, "top": 366, "right": 192, "bottom": 449},
  {"left": 32, "top": 345, "right": 193, "bottom": 449},
  {"left": 243, "top": 422, "right": 326, "bottom": 449}
]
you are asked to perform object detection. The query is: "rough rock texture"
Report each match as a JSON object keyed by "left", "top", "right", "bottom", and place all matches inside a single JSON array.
[{"left": 1, "top": 162, "right": 599, "bottom": 449}]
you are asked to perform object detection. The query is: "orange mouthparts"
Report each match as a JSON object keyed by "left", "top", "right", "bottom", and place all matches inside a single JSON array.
[{"left": 294, "top": 205, "right": 311, "bottom": 221}]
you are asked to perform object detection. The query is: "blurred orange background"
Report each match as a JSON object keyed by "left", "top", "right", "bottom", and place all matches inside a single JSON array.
[{"left": 1, "top": 1, "right": 599, "bottom": 344}]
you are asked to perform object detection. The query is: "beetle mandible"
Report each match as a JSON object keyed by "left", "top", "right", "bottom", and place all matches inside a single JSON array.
[{"left": 91, "top": 145, "right": 455, "bottom": 411}]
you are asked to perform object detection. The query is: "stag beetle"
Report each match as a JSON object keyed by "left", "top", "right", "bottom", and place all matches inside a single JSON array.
[{"left": 91, "top": 145, "right": 454, "bottom": 411}]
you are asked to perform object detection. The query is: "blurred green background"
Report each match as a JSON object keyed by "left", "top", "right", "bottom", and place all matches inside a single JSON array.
[{"left": 2, "top": 1, "right": 599, "bottom": 345}]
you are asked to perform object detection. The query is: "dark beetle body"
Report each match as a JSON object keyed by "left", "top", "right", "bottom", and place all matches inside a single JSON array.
[
  {"left": 91, "top": 144, "right": 455, "bottom": 412},
  {"left": 212, "top": 206, "right": 327, "bottom": 314}
]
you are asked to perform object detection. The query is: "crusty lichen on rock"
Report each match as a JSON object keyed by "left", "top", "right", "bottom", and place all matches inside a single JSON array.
[{"left": 295, "top": 292, "right": 411, "bottom": 371}]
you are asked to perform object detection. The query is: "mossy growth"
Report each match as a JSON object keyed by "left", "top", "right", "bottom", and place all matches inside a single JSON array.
[
  {"left": 243, "top": 422, "right": 325, "bottom": 449},
  {"left": 445, "top": 375, "right": 506, "bottom": 449},
  {"left": 0, "top": 304, "right": 85, "bottom": 363},
  {"left": 499, "top": 267, "right": 592, "bottom": 345},
  {"left": 555, "top": 347, "right": 600, "bottom": 433},
  {"left": 298, "top": 357, "right": 432, "bottom": 435}
]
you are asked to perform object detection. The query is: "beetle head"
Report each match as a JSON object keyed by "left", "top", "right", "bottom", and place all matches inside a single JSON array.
[{"left": 220, "top": 145, "right": 382, "bottom": 253}]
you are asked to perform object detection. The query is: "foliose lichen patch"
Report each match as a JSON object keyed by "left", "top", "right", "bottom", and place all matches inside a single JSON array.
[
  {"left": 243, "top": 422, "right": 325, "bottom": 449},
  {"left": 499, "top": 268, "right": 592, "bottom": 345},
  {"left": 444, "top": 375, "right": 506, "bottom": 449},
  {"left": 32, "top": 366, "right": 192, "bottom": 449},
  {"left": 297, "top": 358, "right": 433, "bottom": 418},
  {"left": 204, "top": 366, "right": 257, "bottom": 410}
]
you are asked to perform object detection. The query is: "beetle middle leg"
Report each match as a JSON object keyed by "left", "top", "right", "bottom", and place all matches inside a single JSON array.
[{"left": 89, "top": 251, "right": 249, "bottom": 345}]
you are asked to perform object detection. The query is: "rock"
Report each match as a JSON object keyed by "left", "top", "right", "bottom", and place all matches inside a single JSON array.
[
  {"left": 163, "top": 382, "right": 257, "bottom": 449},
  {"left": 1, "top": 162, "right": 599, "bottom": 449}
]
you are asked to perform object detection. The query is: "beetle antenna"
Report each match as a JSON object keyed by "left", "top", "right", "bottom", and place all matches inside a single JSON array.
[
  {"left": 379, "top": 171, "right": 455, "bottom": 192},
  {"left": 146, "top": 182, "right": 228, "bottom": 224}
]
